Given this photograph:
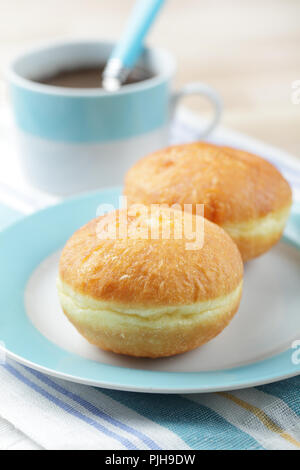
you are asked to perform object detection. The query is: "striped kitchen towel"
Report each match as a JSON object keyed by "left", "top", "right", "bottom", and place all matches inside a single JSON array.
[
  {"left": 0, "top": 110, "right": 299, "bottom": 450},
  {"left": 0, "top": 358, "right": 299, "bottom": 450}
]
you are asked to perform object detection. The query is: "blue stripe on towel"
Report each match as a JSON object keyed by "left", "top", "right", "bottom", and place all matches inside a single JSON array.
[
  {"left": 24, "top": 365, "right": 160, "bottom": 450},
  {"left": 99, "top": 389, "right": 262, "bottom": 450},
  {"left": 5, "top": 363, "right": 138, "bottom": 450},
  {"left": 257, "top": 377, "right": 300, "bottom": 416}
]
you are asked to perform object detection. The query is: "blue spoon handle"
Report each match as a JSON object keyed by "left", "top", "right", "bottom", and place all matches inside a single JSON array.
[
  {"left": 112, "top": 0, "right": 165, "bottom": 68},
  {"left": 103, "top": 0, "right": 165, "bottom": 90}
]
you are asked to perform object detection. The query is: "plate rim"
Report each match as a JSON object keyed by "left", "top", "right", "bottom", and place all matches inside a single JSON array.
[
  {"left": 3, "top": 347, "right": 300, "bottom": 394},
  {"left": 0, "top": 187, "right": 299, "bottom": 393}
]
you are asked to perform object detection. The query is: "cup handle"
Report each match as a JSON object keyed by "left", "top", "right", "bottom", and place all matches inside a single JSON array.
[{"left": 171, "top": 82, "right": 222, "bottom": 138}]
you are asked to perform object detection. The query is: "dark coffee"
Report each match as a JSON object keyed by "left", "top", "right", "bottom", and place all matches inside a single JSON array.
[{"left": 34, "top": 65, "right": 153, "bottom": 88}]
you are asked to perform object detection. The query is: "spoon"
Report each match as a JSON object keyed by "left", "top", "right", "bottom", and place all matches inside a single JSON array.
[{"left": 102, "top": 0, "right": 165, "bottom": 92}]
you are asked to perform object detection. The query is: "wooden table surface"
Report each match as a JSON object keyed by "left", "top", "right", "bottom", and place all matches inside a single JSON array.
[{"left": 1, "top": 0, "right": 299, "bottom": 157}]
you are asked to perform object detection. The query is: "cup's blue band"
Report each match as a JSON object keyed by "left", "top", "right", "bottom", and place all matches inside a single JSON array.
[{"left": 9, "top": 81, "right": 169, "bottom": 143}]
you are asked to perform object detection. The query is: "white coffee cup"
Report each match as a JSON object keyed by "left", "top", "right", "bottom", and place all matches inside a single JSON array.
[{"left": 7, "top": 39, "right": 221, "bottom": 195}]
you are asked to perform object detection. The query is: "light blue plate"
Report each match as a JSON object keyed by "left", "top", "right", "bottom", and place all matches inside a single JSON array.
[{"left": 0, "top": 187, "right": 299, "bottom": 393}]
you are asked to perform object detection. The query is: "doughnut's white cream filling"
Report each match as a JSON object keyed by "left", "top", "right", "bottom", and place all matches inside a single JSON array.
[
  {"left": 57, "top": 277, "right": 243, "bottom": 322},
  {"left": 221, "top": 205, "right": 291, "bottom": 239}
]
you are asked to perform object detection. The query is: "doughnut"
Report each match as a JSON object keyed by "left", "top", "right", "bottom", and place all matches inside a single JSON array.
[
  {"left": 124, "top": 142, "right": 292, "bottom": 261},
  {"left": 57, "top": 207, "right": 243, "bottom": 357}
]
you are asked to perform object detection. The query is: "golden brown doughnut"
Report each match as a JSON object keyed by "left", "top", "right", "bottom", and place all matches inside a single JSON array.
[
  {"left": 57, "top": 207, "right": 243, "bottom": 358},
  {"left": 124, "top": 142, "right": 292, "bottom": 261}
]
